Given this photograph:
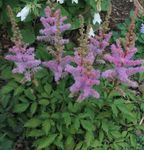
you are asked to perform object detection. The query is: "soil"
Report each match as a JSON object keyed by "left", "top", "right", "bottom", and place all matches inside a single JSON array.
[{"left": 110, "top": 0, "right": 134, "bottom": 30}]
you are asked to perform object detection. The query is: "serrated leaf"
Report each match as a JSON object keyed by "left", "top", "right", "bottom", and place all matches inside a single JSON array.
[
  {"left": 36, "top": 134, "right": 57, "bottom": 150},
  {"left": 25, "top": 118, "right": 41, "bottom": 128},
  {"left": 24, "top": 88, "right": 36, "bottom": 100},
  {"left": 74, "top": 118, "right": 80, "bottom": 130},
  {"left": 44, "top": 83, "right": 52, "bottom": 95},
  {"left": 85, "top": 131, "right": 94, "bottom": 147},
  {"left": 14, "top": 86, "right": 24, "bottom": 96},
  {"left": 30, "top": 102, "right": 37, "bottom": 115},
  {"left": 39, "top": 99, "right": 49, "bottom": 106},
  {"left": 28, "top": 129, "right": 44, "bottom": 137},
  {"left": 102, "top": 121, "right": 109, "bottom": 133},
  {"left": 65, "top": 136, "right": 74, "bottom": 150},
  {"left": 13, "top": 103, "right": 29, "bottom": 113},
  {"left": 42, "top": 120, "right": 51, "bottom": 135},
  {"left": 130, "top": 134, "right": 137, "bottom": 147},
  {"left": 62, "top": 113, "right": 71, "bottom": 128},
  {"left": 80, "top": 120, "right": 95, "bottom": 131}
]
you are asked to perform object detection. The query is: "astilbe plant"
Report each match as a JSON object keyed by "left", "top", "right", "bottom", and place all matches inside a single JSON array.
[
  {"left": 37, "top": 7, "right": 72, "bottom": 82},
  {"left": 65, "top": 16, "right": 100, "bottom": 101},
  {"left": 102, "top": 40, "right": 144, "bottom": 87},
  {"left": 5, "top": 6, "right": 41, "bottom": 82}
]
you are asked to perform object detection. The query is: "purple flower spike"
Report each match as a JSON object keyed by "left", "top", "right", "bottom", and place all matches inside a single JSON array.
[
  {"left": 5, "top": 45, "right": 41, "bottom": 81},
  {"left": 37, "top": 7, "right": 71, "bottom": 45},
  {"left": 102, "top": 40, "right": 144, "bottom": 87},
  {"left": 43, "top": 56, "right": 72, "bottom": 82},
  {"left": 88, "top": 31, "right": 112, "bottom": 55},
  {"left": 65, "top": 64, "right": 100, "bottom": 101}
]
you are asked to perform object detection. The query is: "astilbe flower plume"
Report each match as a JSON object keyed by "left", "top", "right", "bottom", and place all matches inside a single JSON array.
[
  {"left": 88, "top": 31, "right": 112, "bottom": 55},
  {"left": 37, "top": 7, "right": 72, "bottom": 82},
  {"left": 5, "top": 45, "right": 41, "bottom": 81},
  {"left": 5, "top": 6, "right": 41, "bottom": 82},
  {"left": 102, "top": 40, "right": 144, "bottom": 87},
  {"left": 65, "top": 52, "right": 100, "bottom": 101},
  {"left": 65, "top": 16, "right": 100, "bottom": 101},
  {"left": 37, "top": 7, "right": 71, "bottom": 45}
]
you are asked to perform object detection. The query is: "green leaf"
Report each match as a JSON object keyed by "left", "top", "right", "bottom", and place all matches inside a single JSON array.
[
  {"left": 25, "top": 118, "right": 41, "bottom": 128},
  {"left": 116, "top": 103, "right": 135, "bottom": 120},
  {"left": 111, "top": 104, "right": 118, "bottom": 117},
  {"left": 28, "top": 129, "right": 44, "bottom": 138},
  {"left": 14, "top": 86, "right": 24, "bottom": 96},
  {"left": 24, "top": 88, "right": 36, "bottom": 100},
  {"left": 65, "top": 136, "right": 74, "bottom": 149},
  {"left": 1, "top": 85, "right": 14, "bottom": 94},
  {"left": 74, "top": 118, "right": 80, "bottom": 130},
  {"left": 13, "top": 103, "right": 29, "bottom": 113},
  {"left": 85, "top": 131, "right": 94, "bottom": 147},
  {"left": 62, "top": 113, "right": 71, "bottom": 128},
  {"left": 75, "top": 142, "right": 83, "bottom": 150},
  {"left": 36, "top": 134, "right": 57, "bottom": 150},
  {"left": 44, "top": 83, "right": 52, "bottom": 95},
  {"left": 101, "top": 121, "right": 109, "bottom": 133},
  {"left": 42, "top": 120, "right": 51, "bottom": 135},
  {"left": 39, "top": 99, "right": 49, "bottom": 106},
  {"left": 30, "top": 102, "right": 37, "bottom": 115},
  {"left": 130, "top": 134, "right": 137, "bottom": 147},
  {"left": 80, "top": 120, "right": 95, "bottom": 131},
  {"left": 21, "top": 28, "right": 35, "bottom": 44}
]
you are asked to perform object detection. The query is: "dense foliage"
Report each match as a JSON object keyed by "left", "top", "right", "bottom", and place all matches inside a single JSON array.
[{"left": 0, "top": 0, "right": 144, "bottom": 150}]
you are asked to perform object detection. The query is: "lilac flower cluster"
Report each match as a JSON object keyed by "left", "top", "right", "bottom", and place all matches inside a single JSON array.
[
  {"left": 65, "top": 50, "right": 100, "bottom": 101},
  {"left": 43, "top": 56, "right": 72, "bottom": 82},
  {"left": 37, "top": 7, "right": 72, "bottom": 82},
  {"left": 37, "top": 7, "right": 71, "bottom": 45},
  {"left": 5, "top": 45, "right": 41, "bottom": 81},
  {"left": 102, "top": 40, "right": 144, "bottom": 87},
  {"left": 88, "top": 31, "right": 112, "bottom": 55}
]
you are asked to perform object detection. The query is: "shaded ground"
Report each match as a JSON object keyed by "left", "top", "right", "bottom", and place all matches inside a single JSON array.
[{"left": 110, "top": 0, "right": 134, "bottom": 29}]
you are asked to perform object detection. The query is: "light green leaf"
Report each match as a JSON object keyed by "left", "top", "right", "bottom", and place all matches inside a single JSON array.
[
  {"left": 80, "top": 120, "right": 95, "bottom": 131},
  {"left": 42, "top": 120, "right": 51, "bottom": 135},
  {"left": 30, "top": 102, "right": 37, "bottom": 115},
  {"left": 13, "top": 103, "right": 29, "bottom": 113},
  {"left": 36, "top": 134, "right": 57, "bottom": 150},
  {"left": 25, "top": 118, "right": 41, "bottom": 128}
]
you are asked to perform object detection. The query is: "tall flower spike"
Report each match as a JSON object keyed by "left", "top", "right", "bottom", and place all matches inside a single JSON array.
[
  {"left": 5, "top": 6, "right": 41, "bottom": 82},
  {"left": 102, "top": 40, "right": 144, "bottom": 87},
  {"left": 88, "top": 31, "right": 112, "bottom": 56},
  {"left": 65, "top": 16, "right": 100, "bottom": 101},
  {"left": 125, "top": 7, "right": 138, "bottom": 49},
  {"left": 37, "top": 7, "right": 71, "bottom": 45},
  {"left": 38, "top": 7, "right": 72, "bottom": 82}
]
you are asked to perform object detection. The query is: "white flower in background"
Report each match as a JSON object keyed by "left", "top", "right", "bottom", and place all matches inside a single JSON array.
[
  {"left": 72, "top": 0, "right": 78, "bottom": 4},
  {"left": 57, "top": 0, "right": 78, "bottom": 4},
  {"left": 17, "top": 5, "right": 31, "bottom": 21},
  {"left": 88, "top": 27, "right": 95, "bottom": 37},
  {"left": 57, "top": 0, "right": 64, "bottom": 4},
  {"left": 93, "top": 13, "right": 102, "bottom": 25}
]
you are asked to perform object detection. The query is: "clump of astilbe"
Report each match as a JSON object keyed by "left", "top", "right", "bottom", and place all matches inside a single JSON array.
[
  {"left": 37, "top": 6, "right": 72, "bottom": 82},
  {"left": 5, "top": 6, "right": 41, "bottom": 82},
  {"left": 102, "top": 40, "right": 144, "bottom": 87},
  {"left": 65, "top": 16, "right": 100, "bottom": 102}
]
